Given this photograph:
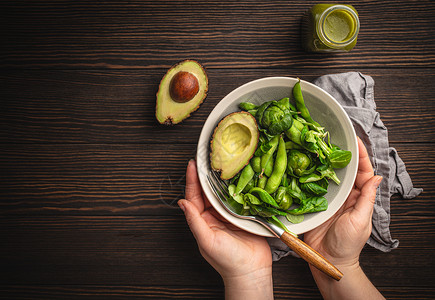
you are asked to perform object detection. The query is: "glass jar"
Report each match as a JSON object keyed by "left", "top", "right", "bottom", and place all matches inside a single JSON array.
[{"left": 302, "top": 4, "right": 360, "bottom": 52}]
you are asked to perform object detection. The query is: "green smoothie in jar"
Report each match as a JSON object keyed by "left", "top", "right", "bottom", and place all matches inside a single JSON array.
[{"left": 302, "top": 4, "right": 360, "bottom": 52}]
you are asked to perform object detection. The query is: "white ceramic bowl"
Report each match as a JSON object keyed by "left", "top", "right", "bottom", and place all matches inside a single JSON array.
[{"left": 196, "top": 77, "right": 358, "bottom": 237}]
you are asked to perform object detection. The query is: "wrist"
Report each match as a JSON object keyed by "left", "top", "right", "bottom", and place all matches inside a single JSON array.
[
  {"left": 223, "top": 267, "right": 273, "bottom": 300},
  {"left": 308, "top": 247, "right": 360, "bottom": 280},
  {"left": 310, "top": 261, "right": 384, "bottom": 300},
  {"left": 310, "top": 258, "right": 361, "bottom": 283}
]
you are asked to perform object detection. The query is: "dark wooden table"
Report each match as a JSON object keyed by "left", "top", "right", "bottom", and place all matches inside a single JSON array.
[{"left": 1, "top": 1, "right": 434, "bottom": 299}]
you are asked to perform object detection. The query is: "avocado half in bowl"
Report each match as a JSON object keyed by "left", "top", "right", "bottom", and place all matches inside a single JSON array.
[{"left": 196, "top": 77, "right": 358, "bottom": 237}]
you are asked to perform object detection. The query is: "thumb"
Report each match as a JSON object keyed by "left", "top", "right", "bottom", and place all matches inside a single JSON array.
[
  {"left": 353, "top": 175, "right": 383, "bottom": 221},
  {"left": 178, "top": 199, "right": 213, "bottom": 245}
]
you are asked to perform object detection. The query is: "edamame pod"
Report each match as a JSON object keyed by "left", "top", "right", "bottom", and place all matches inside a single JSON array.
[
  {"left": 235, "top": 164, "right": 254, "bottom": 195},
  {"left": 242, "top": 178, "right": 255, "bottom": 193},
  {"left": 250, "top": 156, "right": 261, "bottom": 173},
  {"left": 239, "top": 102, "right": 258, "bottom": 111},
  {"left": 260, "top": 135, "right": 279, "bottom": 176},
  {"left": 265, "top": 136, "right": 287, "bottom": 194},
  {"left": 293, "top": 79, "right": 320, "bottom": 127},
  {"left": 257, "top": 175, "right": 268, "bottom": 189},
  {"left": 264, "top": 156, "right": 274, "bottom": 177}
]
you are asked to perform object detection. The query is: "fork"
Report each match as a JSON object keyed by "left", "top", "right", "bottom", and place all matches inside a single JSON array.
[{"left": 207, "top": 170, "right": 343, "bottom": 281}]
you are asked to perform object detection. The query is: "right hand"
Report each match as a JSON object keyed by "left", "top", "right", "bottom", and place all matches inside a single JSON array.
[{"left": 304, "top": 137, "right": 382, "bottom": 269}]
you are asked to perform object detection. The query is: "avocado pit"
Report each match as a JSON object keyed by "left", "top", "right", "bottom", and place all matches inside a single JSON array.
[{"left": 170, "top": 71, "right": 199, "bottom": 103}]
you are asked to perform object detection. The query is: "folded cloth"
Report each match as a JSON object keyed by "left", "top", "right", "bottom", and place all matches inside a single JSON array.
[{"left": 269, "top": 72, "right": 423, "bottom": 261}]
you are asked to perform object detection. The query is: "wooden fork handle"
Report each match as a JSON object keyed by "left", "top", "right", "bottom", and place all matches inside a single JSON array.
[{"left": 280, "top": 231, "right": 343, "bottom": 281}]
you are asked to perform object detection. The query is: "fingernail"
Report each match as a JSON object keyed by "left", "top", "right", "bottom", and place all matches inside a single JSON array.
[{"left": 178, "top": 200, "right": 186, "bottom": 212}]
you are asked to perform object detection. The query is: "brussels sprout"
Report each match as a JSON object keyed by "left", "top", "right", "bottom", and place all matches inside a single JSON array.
[
  {"left": 255, "top": 100, "right": 293, "bottom": 135},
  {"left": 287, "top": 150, "right": 311, "bottom": 177}
]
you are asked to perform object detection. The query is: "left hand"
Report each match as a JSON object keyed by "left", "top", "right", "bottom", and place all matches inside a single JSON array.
[{"left": 178, "top": 159, "right": 273, "bottom": 284}]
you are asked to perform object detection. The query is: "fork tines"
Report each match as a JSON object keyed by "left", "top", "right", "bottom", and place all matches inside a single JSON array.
[{"left": 207, "top": 170, "right": 230, "bottom": 200}]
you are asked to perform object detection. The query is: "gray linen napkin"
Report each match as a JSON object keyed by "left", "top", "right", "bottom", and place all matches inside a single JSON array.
[{"left": 269, "top": 72, "right": 423, "bottom": 261}]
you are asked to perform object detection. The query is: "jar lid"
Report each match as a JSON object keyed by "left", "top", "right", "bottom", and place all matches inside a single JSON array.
[{"left": 317, "top": 5, "right": 360, "bottom": 49}]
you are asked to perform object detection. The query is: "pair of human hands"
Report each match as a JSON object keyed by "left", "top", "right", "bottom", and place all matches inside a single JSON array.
[{"left": 178, "top": 137, "right": 382, "bottom": 287}]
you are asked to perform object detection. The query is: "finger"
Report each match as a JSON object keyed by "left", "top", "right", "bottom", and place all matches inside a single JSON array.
[
  {"left": 184, "top": 159, "right": 205, "bottom": 212},
  {"left": 342, "top": 187, "right": 360, "bottom": 210},
  {"left": 353, "top": 175, "right": 382, "bottom": 221},
  {"left": 178, "top": 199, "right": 214, "bottom": 246},
  {"left": 355, "top": 137, "right": 375, "bottom": 190}
]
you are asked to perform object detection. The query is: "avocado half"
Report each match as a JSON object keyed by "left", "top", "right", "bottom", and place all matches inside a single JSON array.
[
  {"left": 210, "top": 111, "right": 259, "bottom": 180},
  {"left": 156, "top": 60, "right": 208, "bottom": 125}
]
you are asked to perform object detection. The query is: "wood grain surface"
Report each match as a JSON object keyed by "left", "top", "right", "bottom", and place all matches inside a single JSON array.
[
  {"left": 1, "top": 69, "right": 434, "bottom": 144},
  {"left": 1, "top": 0, "right": 434, "bottom": 299},
  {"left": 2, "top": 1, "right": 435, "bottom": 69}
]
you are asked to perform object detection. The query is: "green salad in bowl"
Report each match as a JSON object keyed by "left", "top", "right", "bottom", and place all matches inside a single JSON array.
[{"left": 197, "top": 77, "right": 358, "bottom": 237}]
